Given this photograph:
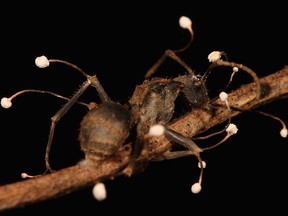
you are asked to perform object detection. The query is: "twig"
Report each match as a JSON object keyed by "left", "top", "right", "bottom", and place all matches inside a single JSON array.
[{"left": 0, "top": 66, "right": 288, "bottom": 212}]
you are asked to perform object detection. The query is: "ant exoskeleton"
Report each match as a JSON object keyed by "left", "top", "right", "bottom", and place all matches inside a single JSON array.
[{"left": 1, "top": 16, "right": 286, "bottom": 196}]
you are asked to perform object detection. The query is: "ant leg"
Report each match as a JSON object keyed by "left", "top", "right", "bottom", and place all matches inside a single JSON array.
[
  {"left": 144, "top": 53, "right": 168, "bottom": 78},
  {"left": 9, "top": 56, "right": 113, "bottom": 177},
  {"left": 164, "top": 127, "right": 202, "bottom": 155},
  {"left": 122, "top": 138, "right": 146, "bottom": 177},
  {"left": 152, "top": 150, "right": 193, "bottom": 161},
  {"left": 147, "top": 124, "right": 205, "bottom": 188},
  {"left": 164, "top": 127, "right": 205, "bottom": 190},
  {"left": 164, "top": 49, "right": 195, "bottom": 75},
  {"left": 144, "top": 16, "right": 194, "bottom": 78},
  {"left": 19, "top": 79, "right": 94, "bottom": 178},
  {"left": 228, "top": 105, "right": 288, "bottom": 138},
  {"left": 37, "top": 58, "right": 112, "bottom": 172},
  {"left": 49, "top": 58, "right": 110, "bottom": 103},
  {"left": 44, "top": 77, "right": 95, "bottom": 173}
]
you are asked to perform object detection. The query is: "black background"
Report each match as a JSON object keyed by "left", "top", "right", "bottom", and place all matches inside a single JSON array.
[{"left": 1, "top": 2, "right": 287, "bottom": 215}]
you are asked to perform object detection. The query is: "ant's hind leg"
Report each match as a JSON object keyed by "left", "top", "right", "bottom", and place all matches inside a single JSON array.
[
  {"left": 45, "top": 79, "right": 94, "bottom": 173},
  {"left": 147, "top": 124, "right": 205, "bottom": 192},
  {"left": 122, "top": 138, "right": 148, "bottom": 177}
]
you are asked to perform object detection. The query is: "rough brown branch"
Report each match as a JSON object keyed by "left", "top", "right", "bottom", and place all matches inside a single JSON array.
[{"left": 0, "top": 66, "right": 288, "bottom": 212}]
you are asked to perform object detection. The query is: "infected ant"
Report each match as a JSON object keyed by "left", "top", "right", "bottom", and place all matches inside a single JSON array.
[
  {"left": 0, "top": 16, "right": 212, "bottom": 191},
  {"left": 1, "top": 16, "right": 287, "bottom": 196}
]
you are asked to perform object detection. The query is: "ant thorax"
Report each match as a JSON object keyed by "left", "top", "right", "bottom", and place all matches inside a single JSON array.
[{"left": 129, "top": 77, "right": 184, "bottom": 137}]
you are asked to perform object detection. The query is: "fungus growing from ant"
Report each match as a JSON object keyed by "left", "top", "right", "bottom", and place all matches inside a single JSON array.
[{"left": 0, "top": 15, "right": 286, "bottom": 202}]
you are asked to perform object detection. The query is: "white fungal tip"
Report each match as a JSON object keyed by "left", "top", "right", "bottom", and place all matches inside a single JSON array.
[
  {"left": 198, "top": 161, "right": 206, "bottom": 169},
  {"left": 148, "top": 124, "right": 165, "bottom": 137},
  {"left": 280, "top": 128, "right": 288, "bottom": 138},
  {"left": 92, "top": 182, "right": 107, "bottom": 201},
  {"left": 208, "top": 51, "right": 222, "bottom": 62},
  {"left": 226, "top": 123, "right": 238, "bottom": 135},
  {"left": 21, "top": 173, "right": 28, "bottom": 178},
  {"left": 219, "top": 91, "right": 228, "bottom": 102},
  {"left": 179, "top": 16, "right": 192, "bottom": 30},
  {"left": 232, "top": 67, "right": 239, "bottom": 72},
  {"left": 1, "top": 97, "right": 12, "bottom": 108},
  {"left": 35, "top": 55, "right": 49, "bottom": 68},
  {"left": 191, "top": 182, "right": 202, "bottom": 194}
]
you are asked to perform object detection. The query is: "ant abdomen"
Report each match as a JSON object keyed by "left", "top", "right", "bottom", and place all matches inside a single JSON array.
[{"left": 78, "top": 102, "right": 131, "bottom": 161}]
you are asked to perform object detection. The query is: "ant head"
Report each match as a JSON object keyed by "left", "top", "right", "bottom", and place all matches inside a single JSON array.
[{"left": 174, "top": 74, "right": 210, "bottom": 110}]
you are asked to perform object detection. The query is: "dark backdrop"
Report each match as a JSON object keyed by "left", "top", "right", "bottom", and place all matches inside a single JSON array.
[{"left": 1, "top": 2, "right": 287, "bottom": 214}]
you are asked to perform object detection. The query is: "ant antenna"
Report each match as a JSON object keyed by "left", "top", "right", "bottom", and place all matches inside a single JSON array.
[
  {"left": 144, "top": 16, "right": 194, "bottom": 78},
  {"left": 203, "top": 51, "right": 262, "bottom": 99}
]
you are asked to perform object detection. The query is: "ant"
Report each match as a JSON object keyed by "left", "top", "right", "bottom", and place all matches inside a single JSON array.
[{"left": 1, "top": 16, "right": 286, "bottom": 195}]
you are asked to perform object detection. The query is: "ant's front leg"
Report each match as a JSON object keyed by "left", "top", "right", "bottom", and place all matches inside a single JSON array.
[{"left": 149, "top": 125, "right": 203, "bottom": 163}]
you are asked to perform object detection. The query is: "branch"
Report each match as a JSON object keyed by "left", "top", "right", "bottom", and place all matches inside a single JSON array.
[{"left": 1, "top": 66, "right": 288, "bottom": 212}]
